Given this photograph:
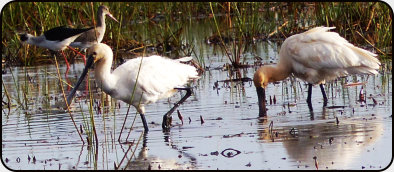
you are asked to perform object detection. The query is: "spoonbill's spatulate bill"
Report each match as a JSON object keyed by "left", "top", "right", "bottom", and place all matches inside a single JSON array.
[
  {"left": 19, "top": 26, "right": 93, "bottom": 68},
  {"left": 70, "top": 5, "right": 118, "bottom": 50},
  {"left": 66, "top": 43, "right": 199, "bottom": 131},
  {"left": 253, "top": 26, "right": 380, "bottom": 116}
]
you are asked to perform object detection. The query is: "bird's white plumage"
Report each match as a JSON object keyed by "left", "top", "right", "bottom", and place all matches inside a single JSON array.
[
  {"left": 253, "top": 26, "right": 381, "bottom": 116},
  {"left": 279, "top": 27, "right": 380, "bottom": 84},
  {"left": 91, "top": 43, "right": 198, "bottom": 114},
  {"left": 24, "top": 33, "right": 83, "bottom": 51}
]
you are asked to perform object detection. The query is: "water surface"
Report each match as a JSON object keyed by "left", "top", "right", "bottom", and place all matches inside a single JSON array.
[{"left": 2, "top": 18, "right": 392, "bottom": 170}]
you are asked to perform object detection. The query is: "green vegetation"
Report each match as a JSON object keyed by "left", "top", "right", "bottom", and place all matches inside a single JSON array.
[
  {"left": 2, "top": 2, "right": 391, "bottom": 67},
  {"left": 1, "top": 2, "right": 392, "bottom": 169}
]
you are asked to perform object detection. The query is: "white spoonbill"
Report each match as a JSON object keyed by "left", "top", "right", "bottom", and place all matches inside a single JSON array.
[
  {"left": 19, "top": 26, "right": 93, "bottom": 68},
  {"left": 253, "top": 26, "right": 380, "bottom": 116},
  {"left": 66, "top": 43, "right": 199, "bottom": 131}
]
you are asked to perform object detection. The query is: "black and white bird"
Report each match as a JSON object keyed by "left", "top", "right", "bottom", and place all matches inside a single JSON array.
[
  {"left": 69, "top": 5, "right": 118, "bottom": 50},
  {"left": 19, "top": 25, "right": 93, "bottom": 68}
]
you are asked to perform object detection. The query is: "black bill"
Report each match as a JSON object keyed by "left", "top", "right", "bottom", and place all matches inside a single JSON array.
[
  {"left": 66, "top": 54, "right": 95, "bottom": 106},
  {"left": 256, "top": 87, "right": 267, "bottom": 117}
]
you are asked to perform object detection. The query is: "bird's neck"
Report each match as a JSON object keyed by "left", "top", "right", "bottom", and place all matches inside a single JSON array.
[
  {"left": 26, "top": 34, "right": 44, "bottom": 45},
  {"left": 94, "top": 13, "right": 106, "bottom": 43},
  {"left": 266, "top": 62, "right": 291, "bottom": 83},
  {"left": 96, "top": 11, "right": 105, "bottom": 28},
  {"left": 95, "top": 56, "right": 116, "bottom": 92}
]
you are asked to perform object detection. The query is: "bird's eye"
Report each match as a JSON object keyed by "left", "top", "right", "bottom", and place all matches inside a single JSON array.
[
  {"left": 93, "top": 52, "right": 97, "bottom": 56},
  {"left": 19, "top": 34, "right": 28, "bottom": 42}
]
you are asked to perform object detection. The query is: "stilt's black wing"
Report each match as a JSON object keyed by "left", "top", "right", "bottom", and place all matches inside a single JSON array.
[{"left": 44, "top": 26, "right": 93, "bottom": 41}]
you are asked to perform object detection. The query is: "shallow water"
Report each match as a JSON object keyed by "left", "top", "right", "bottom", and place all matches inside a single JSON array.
[{"left": 2, "top": 19, "right": 392, "bottom": 170}]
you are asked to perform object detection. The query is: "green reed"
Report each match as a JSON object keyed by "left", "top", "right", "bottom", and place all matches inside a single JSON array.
[
  {"left": 2, "top": 80, "right": 12, "bottom": 110},
  {"left": 312, "top": 2, "right": 392, "bottom": 57},
  {"left": 6, "top": 65, "right": 24, "bottom": 109},
  {"left": 2, "top": 2, "right": 391, "bottom": 67}
]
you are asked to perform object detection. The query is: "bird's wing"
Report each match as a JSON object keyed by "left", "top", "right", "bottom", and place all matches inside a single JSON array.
[
  {"left": 113, "top": 55, "right": 198, "bottom": 98},
  {"left": 282, "top": 27, "right": 380, "bottom": 73},
  {"left": 73, "top": 28, "right": 99, "bottom": 43},
  {"left": 44, "top": 26, "right": 93, "bottom": 41}
]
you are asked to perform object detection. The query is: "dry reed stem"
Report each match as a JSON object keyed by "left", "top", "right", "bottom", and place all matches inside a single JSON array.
[{"left": 54, "top": 54, "right": 85, "bottom": 144}]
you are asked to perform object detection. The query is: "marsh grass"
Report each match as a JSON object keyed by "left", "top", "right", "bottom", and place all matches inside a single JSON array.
[
  {"left": 1, "top": 0, "right": 392, "bottom": 155},
  {"left": 3, "top": 2, "right": 390, "bottom": 67},
  {"left": 1, "top": 2, "right": 391, "bottom": 170},
  {"left": 2, "top": 79, "right": 11, "bottom": 109},
  {"left": 6, "top": 65, "right": 24, "bottom": 108},
  {"left": 206, "top": 2, "right": 391, "bottom": 68},
  {"left": 2, "top": 2, "right": 391, "bottom": 145},
  {"left": 312, "top": 2, "right": 392, "bottom": 57}
]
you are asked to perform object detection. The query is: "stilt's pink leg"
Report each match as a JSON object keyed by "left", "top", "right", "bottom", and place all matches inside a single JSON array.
[
  {"left": 67, "top": 46, "right": 86, "bottom": 65},
  {"left": 61, "top": 50, "right": 70, "bottom": 69}
]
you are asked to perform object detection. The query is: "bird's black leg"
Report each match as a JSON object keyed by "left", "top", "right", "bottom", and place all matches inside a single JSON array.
[
  {"left": 142, "top": 131, "right": 148, "bottom": 148},
  {"left": 319, "top": 84, "right": 328, "bottom": 107},
  {"left": 307, "top": 83, "right": 313, "bottom": 112},
  {"left": 140, "top": 114, "right": 149, "bottom": 132},
  {"left": 162, "top": 88, "right": 192, "bottom": 131}
]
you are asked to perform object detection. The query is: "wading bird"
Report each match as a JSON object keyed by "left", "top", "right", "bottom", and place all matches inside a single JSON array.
[
  {"left": 66, "top": 43, "right": 199, "bottom": 132},
  {"left": 69, "top": 5, "right": 118, "bottom": 51},
  {"left": 253, "top": 26, "right": 380, "bottom": 116},
  {"left": 19, "top": 26, "right": 93, "bottom": 69}
]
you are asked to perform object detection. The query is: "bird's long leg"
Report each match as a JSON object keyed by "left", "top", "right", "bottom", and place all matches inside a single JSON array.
[
  {"left": 66, "top": 46, "right": 89, "bottom": 92},
  {"left": 140, "top": 114, "right": 149, "bottom": 132},
  {"left": 319, "top": 84, "right": 328, "bottom": 106},
  {"left": 67, "top": 46, "right": 86, "bottom": 65},
  {"left": 60, "top": 50, "right": 70, "bottom": 76},
  {"left": 142, "top": 131, "right": 148, "bottom": 147},
  {"left": 65, "top": 72, "right": 71, "bottom": 91},
  {"left": 307, "top": 83, "right": 313, "bottom": 112},
  {"left": 60, "top": 50, "right": 70, "bottom": 69},
  {"left": 162, "top": 87, "right": 192, "bottom": 130}
]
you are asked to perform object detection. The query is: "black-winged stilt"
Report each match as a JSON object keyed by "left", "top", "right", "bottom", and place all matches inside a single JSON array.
[
  {"left": 19, "top": 25, "right": 93, "bottom": 69},
  {"left": 70, "top": 5, "right": 118, "bottom": 50}
]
